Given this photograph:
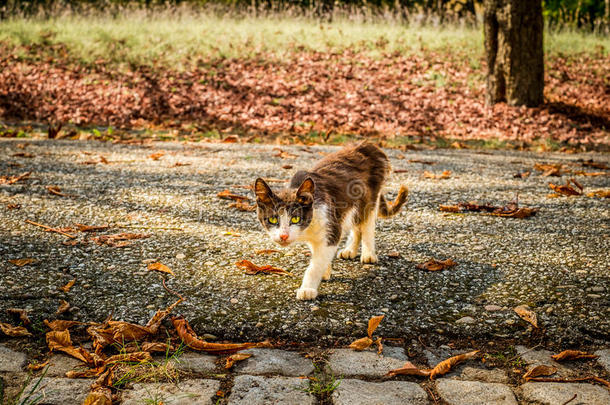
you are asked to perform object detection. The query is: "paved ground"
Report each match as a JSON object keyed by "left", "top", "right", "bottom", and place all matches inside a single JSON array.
[
  {"left": 0, "top": 139, "right": 609, "bottom": 348},
  {"left": 2, "top": 344, "right": 610, "bottom": 404}
]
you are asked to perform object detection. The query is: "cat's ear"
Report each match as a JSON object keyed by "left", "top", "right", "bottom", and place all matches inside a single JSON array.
[
  {"left": 296, "top": 178, "right": 315, "bottom": 205},
  {"left": 254, "top": 178, "right": 274, "bottom": 204}
]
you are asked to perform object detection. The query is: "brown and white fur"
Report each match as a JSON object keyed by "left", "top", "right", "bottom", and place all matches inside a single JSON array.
[{"left": 254, "top": 142, "right": 408, "bottom": 300}]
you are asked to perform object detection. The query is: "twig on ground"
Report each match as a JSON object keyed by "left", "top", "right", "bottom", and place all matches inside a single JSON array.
[
  {"left": 562, "top": 394, "right": 577, "bottom": 405},
  {"left": 116, "top": 224, "right": 183, "bottom": 231},
  {"left": 25, "top": 220, "right": 76, "bottom": 239}
]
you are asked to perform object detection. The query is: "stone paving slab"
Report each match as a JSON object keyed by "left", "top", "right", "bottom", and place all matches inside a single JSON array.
[
  {"left": 235, "top": 348, "right": 314, "bottom": 376},
  {"left": 436, "top": 379, "right": 518, "bottom": 405},
  {"left": 168, "top": 352, "right": 218, "bottom": 375},
  {"left": 456, "top": 366, "right": 510, "bottom": 384},
  {"left": 331, "top": 379, "right": 428, "bottom": 405},
  {"left": 24, "top": 377, "right": 91, "bottom": 405},
  {"left": 0, "top": 344, "right": 26, "bottom": 372},
  {"left": 228, "top": 375, "right": 315, "bottom": 405},
  {"left": 121, "top": 379, "right": 220, "bottom": 405},
  {"left": 516, "top": 346, "right": 572, "bottom": 376},
  {"left": 520, "top": 382, "right": 610, "bottom": 405},
  {"left": 327, "top": 347, "right": 407, "bottom": 377},
  {"left": 46, "top": 354, "right": 86, "bottom": 377},
  {"left": 595, "top": 349, "right": 610, "bottom": 374}
]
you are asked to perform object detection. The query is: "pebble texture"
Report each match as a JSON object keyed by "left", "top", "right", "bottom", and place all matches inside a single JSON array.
[
  {"left": 0, "top": 344, "right": 26, "bottom": 372},
  {"left": 436, "top": 380, "right": 518, "bottom": 405},
  {"left": 328, "top": 347, "right": 407, "bottom": 377},
  {"left": 24, "top": 377, "right": 91, "bottom": 405},
  {"left": 228, "top": 375, "right": 315, "bottom": 405},
  {"left": 0, "top": 140, "right": 608, "bottom": 344},
  {"left": 332, "top": 379, "right": 428, "bottom": 405},
  {"left": 235, "top": 348, "right": 314, "bottom": 376},
  {"left": 121, "top": 379, "right": 220, "bottom": 405},
  {"left": 520, "top": 382, "right": 610, "bottom": 405}
]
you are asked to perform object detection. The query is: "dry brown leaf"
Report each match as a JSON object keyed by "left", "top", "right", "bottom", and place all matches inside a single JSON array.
[
  {"left": 0, "top": 322, "right": 32, "bottom": 337},
  {"left": 513, "top": 171, "right": 531, "bottom": 178},
  {"left": 92, "top": 233, "right": 150, "bottom": 247},
  {"left": 572, "top": 171, "right": 607, "bottom": 176},
  {"left": 172, "top": 316, "right": 264, "bottom": 354},
  {"left": 282, "top": 164, "right": 293, "bottom": 169},
  {"left": 225, "top": 353, "right": 253, "bottom": 369},
  {"left": 84, "top": 368, "right": 113, "bottom": 405},
  {"left": 75, "top": 224, "right": 110, "bottom": 232},
  {"left": 47, "top": 185, "right": 69, "bottom": 197},
  {"left": 141, "top": 342, "right": 172, "bottom": 353},
  {"left": 147, "top": 262, "right": 175, "bottom": 276},
  {"left": 549, "top": 179, "right": 583, "bottom": 196},
  {"left": 8, "top": 258, "right": 36, "bottom": 267},
  {"left": 514, "top": 305, "right": 538, "bottom": 328},
  {"left": 430, "top": 350, "right": 479, "bottom": 379},
  {"left": 534, "top": 163, "right": 564, "bottom": 176},
  {"left": 440, "top": 201, "right": 537, "bottom": 219},
  {"left": 375, "top": 338, "right": 383, "bottom": 355},
  {"left": 7, "top": 308, "right": 30, "bottom": 325},
  {"left": 44, "top": 319, "right": 82, "bottom": 331},
  {"left": 423, "top": 170, "right": 451, "bottom": 179},
  {"left": 348, "top": 337, "right": 373, "bottom": 351},
  {"left": 12, "top": 152, "right": 34, "bottom": 158},
  {"left": 586, "top": 189, "right": 610, "bottom": 198},
  {"left": 105, "top": 352, "right": 152, "bottom": 365},
  {"left": 148, "top": 152, "right": 165, "bottom": 160},
  {"left": 387, "top": 251, "right": 401, "bottom": 258},
  {"left": 387, "top": 361, "right": 431, "bottom": 377},
  {"left": 417, "top": 259, "right": 457, "bottom": 272},
  {"left": 492, "top": 207, "right": 538, "bottom": 219},
  {"left": 229, "top": 201, "right": 256, "bottom": 212},
  {"left": 217, "top": 189, "right": 250, "bottom": 201},
  {"left": 581, "top": 160, "right": 609, "bottom": 170},
  {"left": 408, "top": 159, "right": 435, "bottom": 165},
  {"left": 27, "top": 361, "right": 49, "bottom": 371},
  {"left": 60, "top": 279, "right": 76, "bottom": 292},
  {"left": 56, "top": 300, "right": 70, "bottom": 315},
  {"left": 273, "top": 148, "right": 297, "bottom": 159},
  {"left": 367, "top": 315, "right": 384, "bottom": 338},
  {"left": 551, "top": 350, "right": 598, "bottom": 362},
  {"left": 46, "top": 330, "right": 95, "bottom": 365},
  {"left": 235, "top": 260, "right": 293, "bottom": 276},
  {"left": 523, "top": 365, "right": 557, "bottom": 380},
  {"left": 255, "top": 249, "right": 279, "bottom": 255},
  {"left": 66, "top": 367, "right": 106, "bottom": 378}
]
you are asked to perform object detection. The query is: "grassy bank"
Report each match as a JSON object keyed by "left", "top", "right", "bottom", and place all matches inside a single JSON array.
[{"left": 1, "top": 11, "right": 608, "bottom": 69}]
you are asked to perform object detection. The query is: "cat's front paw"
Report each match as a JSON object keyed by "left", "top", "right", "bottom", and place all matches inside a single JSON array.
[
  {"left": 296, "top": 288, "right": 318, "bottom": 300},
  {"left": 361, "top": 252, "right": 378, "bottom": 264},
  {"left": 338, "top": 248, "right": 357, "bottom": 260}
]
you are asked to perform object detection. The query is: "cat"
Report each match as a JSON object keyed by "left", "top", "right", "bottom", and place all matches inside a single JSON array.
[{"left": 254, "top": 141, "right": 408, "bottom": 300}]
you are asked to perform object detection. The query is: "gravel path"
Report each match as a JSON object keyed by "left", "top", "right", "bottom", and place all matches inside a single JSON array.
[{"left": 0, "top": 139, "right": 608, "bottom": 346}]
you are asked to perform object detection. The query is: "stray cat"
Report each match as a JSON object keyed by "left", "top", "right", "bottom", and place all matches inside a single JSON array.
[{"left": 254, "top": 142, "right": 408, "bottom": 300}]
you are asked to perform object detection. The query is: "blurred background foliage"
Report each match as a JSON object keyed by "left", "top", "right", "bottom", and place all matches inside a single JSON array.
[{"left": 1, "top": 0, "right": 608, "bottom": 31}]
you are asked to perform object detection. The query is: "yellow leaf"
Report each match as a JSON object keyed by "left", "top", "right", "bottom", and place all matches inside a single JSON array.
[
  {"left": 60, "top": 279, "right": 76, "bottom": 292},
  {"left": 147, "top": 262, "right": 175, "bottom": 276},
  {"left": 523, "top": 365, "right": 557, "bottom": 380},
  {"left": 0, "top": 322, "right": 32, "bottom": 337},
  {"left": 551, "top": 350, "right": 598, "bottom": 362},
  {"left": 514, "top": 305, "right": 538, "bottom": 328},
  {"left": 348, "top": 337, "right": 373, "bottom": 351},
  {"left": 8, "top": 258, "right": 36, "bottom": 267},
  {"left": 225, "top": 353, "right": 253, "bottom": 369},
  {"left": 367, "top": 315, "right": 384, "bottom": 338},
  {"left": 430, "top": 350, "right": 479, "bottom": 379}
]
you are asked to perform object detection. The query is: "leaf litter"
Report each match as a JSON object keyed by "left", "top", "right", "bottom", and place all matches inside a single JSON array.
[
  {"left": 147, "top": 262, "right": 175, "bottom": 276},
  {"left": 440, "top": 197, "right": 537, "bottom": 219},
  {"left": 387, "top": 350, "right": 480, "bottom": 380},
  {"left": 416, "top": 258, "right": 457, "bottom": 272},
  {"left": 348, "top": 315, "right": 384, "bottom": 352},
  {"left": 235, "top": 260, "right": 293, "bottom": 276}
]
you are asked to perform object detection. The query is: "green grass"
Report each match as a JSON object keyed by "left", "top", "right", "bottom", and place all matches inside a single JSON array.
[{"left": 0, "top": 10, "right": 607, "bottom": 69}]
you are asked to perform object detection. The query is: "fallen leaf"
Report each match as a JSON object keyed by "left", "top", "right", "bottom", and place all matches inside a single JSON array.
[
  {"left": 586, "top": 189, "right": 610, "bottom": 198},
  {"left": 492, "top": 207, "right": 538, "bottom": 219},
  {"left": 46, "top": 330, "right": 93, "bottom": 364},
  {"left": 534, "top": 163, "right": 564, "bottom": 176},
  {"left": 171, "top": 162, "right": 191, "bottom": 167},
  {"left": 255, "top": 249, "right": 279, "bottom": 255},
  {"left": 148, "top": 152, "right": 164, "bottom": 160},
  {"left": 56, "top": 300, "right": 71, "bottom": 315},
  {"left": 387, "top": 251, "right": 401, "bottom": 258},
  {"left": 513, "top": 171, "right": 531, "bottom": 178},
  {"left": 47, "top": 185, "right": 69, "bottom": 197},
  {"left": 429, "top": 350, "right": 479, "bottom": 379},
  {"left": 348, "top": 337, "right": 373, "bottom": 351},
  {"left": 408, "top": 159, "right": 435, "bottom": 165},
  {"left": 273, "top": 148, "right": 297, "bottom": 159},
  {"left": 12, "top": 152, "right": 34, "bottom": 158},
  {"left": 514, "top": 305, "right": 538, "bottom": 328},
  {"left": 44, "top": 319, "right": 82, "bottom": 331},
  {"left": 8, "top": 258, "right": 36, "bottom": 267},
  {"left": 217, "top": 189, "right": 250, "bottom": 201},
  {"left": 571, "top": 171, "right": 607, "bottom": 176},
  {"left": 6, "top": 203, "right": 21, "bottom": 209},
  {"left": 523, "top": 365, "right": 557, "bottom": 380},
  {"left": 0, "top": 171, "right": 32, "bottom": 185},
  {"left": 367, "top": 315, "right": 384, "bottom": 338},
  {"left": 7, "top": 308, "right": 30, "bottom": 325},
  {"left": 66, "top": 367, "right": 106, "bottom": 378},
  {"left": 235, "top": 260, "right": 293, "bottom": 276},
  {"left": 222, "top": 135, "right": 239, "bottom": 143},
  {"left": 551, "top": 350, "right": 598, "bottom": 362},
  {"left": 375, "top": 337, "right": 383, "bottom": 355},
  {"left": 147, "top": 262, "right": 175, "bottom": 276},
  {"left": 27, "top": 361, "right": 49, "bottom": 371},
  {"left": 0, "top": 322, "right": 32, "bottom": 337},
  {"left": 91, "top": 233, "right": 150, "bottom": 247},
  {"left": 549, "top": 179, "right": 583, "bottom": 196},
  {"left": 282, "top": 165, "right": 293, "bottom": 169},
  {"left": 423, "top": 170, "right": 451, "bottom": 179},
  {"left": 84, "top": 368, "right": 113, "bottom": 405},
  {"left": 417, "top": 259, "right": 457, "bottom": 272},
  {"left": 105, "top": 352, "right": 152, "bottom": 365},
  {"left": 172, "top": 316, "right": 264, "bottom": 354},
  {"left": 225, "top": 353, "right": 252, "bottom": 369},
  {"left": 229, "top": 201, "right": 256, "bottom": 211},
  {"left": 439, "top": 200, "right": 537, "bottom": 219},
  {"left": 141, "top": 342, "right": 172, "bottom": 353},
  {"left": 60, "top": 279, "right": 76, "bottom": 292},
  {"left": 75, "top": 224, "right": 110, "bottom": 232},
  {"left": 387, "top": 361, "right": 431, "bottom": 377},
  {"left": 581, "top": 160, "right": 609, "bottom": 170}
]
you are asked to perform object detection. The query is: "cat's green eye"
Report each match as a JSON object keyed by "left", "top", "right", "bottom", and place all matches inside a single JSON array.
[
  {"left": 291, "top": 216, "right": 301, "bottom": 224},
  {"left": 268, "top": 217, "right": 278, "bottom": 224}
]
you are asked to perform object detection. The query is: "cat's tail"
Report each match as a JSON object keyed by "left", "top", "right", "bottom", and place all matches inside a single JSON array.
[{"left": 378, "top": 185, "right": 409, "bottom": 218}]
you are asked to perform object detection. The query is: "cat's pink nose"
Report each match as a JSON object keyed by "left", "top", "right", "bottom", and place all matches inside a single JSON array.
[{"left": 280, "top": 234, "right": 289, "bottom": 241}]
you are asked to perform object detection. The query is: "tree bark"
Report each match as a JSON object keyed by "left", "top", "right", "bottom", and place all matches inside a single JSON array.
[{"left": 484, "top": 0, "right": 544, "bottom": 107}]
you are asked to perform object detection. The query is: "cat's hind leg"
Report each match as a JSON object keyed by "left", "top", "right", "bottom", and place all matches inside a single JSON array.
[
  {"left": 360, "top": 209, "right": 378, "bottom": 264},
  {"left": 338, "top": 228, "right": 360, "bottom": 260}
]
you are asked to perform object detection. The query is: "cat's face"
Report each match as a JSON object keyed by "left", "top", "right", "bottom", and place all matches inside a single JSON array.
[{"left": 254, "top": 177, "right": 315, "bottom": 246}]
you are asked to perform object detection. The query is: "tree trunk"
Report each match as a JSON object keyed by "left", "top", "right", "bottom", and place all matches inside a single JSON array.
[{"left": 484, "top": 0, "right": 544, "bottom": 107}]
